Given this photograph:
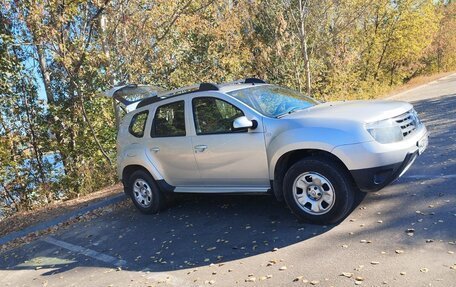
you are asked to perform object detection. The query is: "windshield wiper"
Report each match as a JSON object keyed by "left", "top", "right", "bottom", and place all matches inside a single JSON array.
[{"left": 277, "top": 107, "right": 307, "bottom": 118}]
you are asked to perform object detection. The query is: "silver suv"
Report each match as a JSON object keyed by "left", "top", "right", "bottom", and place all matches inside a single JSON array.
[{"left": 105, "top": 78, "right": 428, "bottom": 224}]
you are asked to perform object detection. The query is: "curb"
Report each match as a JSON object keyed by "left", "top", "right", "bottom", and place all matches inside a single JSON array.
[
  {"left": 0, "top": 193, "right": 127, "bottom": 246},
  {"left": 387, "top": 72, "right": 456, "bottom": 100}
]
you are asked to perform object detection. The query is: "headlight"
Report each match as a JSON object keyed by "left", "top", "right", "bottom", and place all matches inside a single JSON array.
[
  {"left": 410, "top": 109, "right": 422, "bottom": 125},
  {"left": 366, "top": 118, "right": 403, "bottom": 144}
]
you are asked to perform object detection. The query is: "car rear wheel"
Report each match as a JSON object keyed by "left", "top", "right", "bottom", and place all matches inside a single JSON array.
[
  {"left": 127, "top": 170, "right": 165, "bottom": 214},
  {"left": 283, "top": 156, "right": 355, "bottom": 224}
]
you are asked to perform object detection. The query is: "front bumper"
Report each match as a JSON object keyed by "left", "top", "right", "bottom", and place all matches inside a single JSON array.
[
  {"left": 350, "top": 150, "right": 419, "bottom": 192},
  {"left": 332, "top": 125, "right": 428, "bottom": 192}
]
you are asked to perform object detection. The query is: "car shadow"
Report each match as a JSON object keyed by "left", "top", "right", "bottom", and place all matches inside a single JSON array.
[{"left": 0, "top": 193, "right": 339, "bottom": 275}]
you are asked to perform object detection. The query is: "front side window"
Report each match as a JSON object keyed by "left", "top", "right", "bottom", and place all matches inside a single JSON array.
[
  {"left": 129, "top": 110, "right": 149, "bottom": 137},
  {"left": 151, "top": 101, "right": 186, "bottom": 137},
  {"left": 228, "top": 85, "right": 318, "bottom": 118},
  {"left": 193, "top": 97, "right": 245, "bottom": 135}
]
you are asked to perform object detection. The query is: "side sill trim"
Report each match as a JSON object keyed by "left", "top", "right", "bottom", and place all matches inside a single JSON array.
[{"left": 174, "top": 186, "right": 270, "bottom": 193}]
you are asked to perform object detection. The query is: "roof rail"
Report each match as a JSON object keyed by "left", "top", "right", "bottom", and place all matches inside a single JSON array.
[
  {"left": 156, "top": 84, "right": 200, "bottom": 98},
  {"left": 155, "top": 77, "right": 265, "bottom": 99},
  {"left": 245, "top": 78, "right": 266, "bottom": 84},
  {"left": 218, "top": 77, "right": 266, "bottom": 87},
  {"left": 135, "top": 77, "right": 267, "bottom": 109},
  {"left": 154, "top": 82, "right": 219, "bottom": 99}
]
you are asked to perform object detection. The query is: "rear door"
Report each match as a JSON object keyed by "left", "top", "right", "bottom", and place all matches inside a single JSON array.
[{"left": 147, "top": 100, "right": 200, "bottom": 186}]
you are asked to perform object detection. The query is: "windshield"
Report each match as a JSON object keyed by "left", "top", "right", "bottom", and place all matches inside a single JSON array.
[{"left": 228, "top": 85, "right": 319, "bottom": 118}]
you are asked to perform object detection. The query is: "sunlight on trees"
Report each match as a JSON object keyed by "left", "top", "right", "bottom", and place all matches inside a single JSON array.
[{"left": 0, "top": 0, "right": 455, "bottom": 215}]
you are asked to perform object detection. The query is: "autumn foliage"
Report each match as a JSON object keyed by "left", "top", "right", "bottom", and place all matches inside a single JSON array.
[{"left": 0, "top": 0, "right": 455, "bottom": 215}]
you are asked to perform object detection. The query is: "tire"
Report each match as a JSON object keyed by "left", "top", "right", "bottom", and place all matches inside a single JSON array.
[
  {"left": 283, "top": 156, "right": 355, "bottom": 224},
  {"left": 126, "top": 170, "right": 166, "bottom": 214}
]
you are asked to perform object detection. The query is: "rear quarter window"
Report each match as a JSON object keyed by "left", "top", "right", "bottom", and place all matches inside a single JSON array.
[{"left": 128, "top": 110, "right": 149, "bottom": 137}]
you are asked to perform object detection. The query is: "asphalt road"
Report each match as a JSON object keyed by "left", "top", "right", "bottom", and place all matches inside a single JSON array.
[{"left": 1, "top": 74, "right": 455, "bottom": 287}]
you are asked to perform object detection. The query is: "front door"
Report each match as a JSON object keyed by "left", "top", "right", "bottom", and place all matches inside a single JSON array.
[{"left": 190, "top": 97, "right": 269, "bottom": 187}]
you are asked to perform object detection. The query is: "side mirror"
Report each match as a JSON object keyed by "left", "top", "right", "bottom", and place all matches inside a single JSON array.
[{"left": 232, "top": 116, "right": 257, "bottom": 130}]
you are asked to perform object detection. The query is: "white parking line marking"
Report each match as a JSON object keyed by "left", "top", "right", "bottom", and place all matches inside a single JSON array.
[
  {"left": 402, "top": 174, "right": 456, "bottom": 179},
  {"left": 41, "top": 236, "right": 127, "bottom": 267},
  {"left": 42, "top": 236, "right": 191, "bottom": 287}
]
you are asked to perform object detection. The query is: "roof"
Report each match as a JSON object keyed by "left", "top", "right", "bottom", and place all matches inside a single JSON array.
[
  {"left": 218, "top": 83, "right": 267, "bottom": 93},
  {"left": 101, "top": 78, "right": 267, "bottom": 111},
  {"left": 135, "top": 78, "right": 266, "bottom": 109}
]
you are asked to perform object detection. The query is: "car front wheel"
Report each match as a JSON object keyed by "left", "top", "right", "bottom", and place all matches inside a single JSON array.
[{"left": 283, "top": 156, "right": 355, "bottom": 224}]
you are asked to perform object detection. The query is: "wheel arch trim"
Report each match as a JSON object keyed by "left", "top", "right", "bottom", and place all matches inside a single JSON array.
[{"left": 271, "top": 148, "right": 351, "bottom": 201}]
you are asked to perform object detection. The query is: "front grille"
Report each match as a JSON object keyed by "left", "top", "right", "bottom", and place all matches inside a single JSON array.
[{"left": 393, "top": 110, "right": 419, "bottom": 138}]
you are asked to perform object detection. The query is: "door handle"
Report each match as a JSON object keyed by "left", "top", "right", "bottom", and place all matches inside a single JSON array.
[
  {"left": 194, "top": 145, "right": 207, "bottom": 152},
  {"left": 151, "top": 147, "right": 160, "bottom": 153}
]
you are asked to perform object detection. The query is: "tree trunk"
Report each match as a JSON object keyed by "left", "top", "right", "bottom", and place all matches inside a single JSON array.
[
  {"left": 298, "top": 0, "right": 311, "bottom": 96},
  {"left": 100, "top": 13, "right": 121, "bottom": 131},
  {"left": 36, "top": 44, "right": 53, "bottom": 103}
]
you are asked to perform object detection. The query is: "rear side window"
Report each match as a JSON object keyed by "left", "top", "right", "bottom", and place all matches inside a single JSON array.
[
  {"left": 151, "top": 101, "right": 186, "bottom": 137},
  {"left": 129, "top": 111, "right": 149, "bottom": 138}
]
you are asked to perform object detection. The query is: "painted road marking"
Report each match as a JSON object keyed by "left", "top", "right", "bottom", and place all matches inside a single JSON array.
[
  {"left": 402, "top": 174, "right": 456, "bottom": 179},
  {"left": 41, "top": 236, "right": 127, "bottom": 267},
  {"left": 41, "top": 236, "right": 192, "bottom": 287}
]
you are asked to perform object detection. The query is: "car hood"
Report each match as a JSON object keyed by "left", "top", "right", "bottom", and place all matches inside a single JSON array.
[{"left": 282, "top": 100, "right": 413, "bottom": 123}]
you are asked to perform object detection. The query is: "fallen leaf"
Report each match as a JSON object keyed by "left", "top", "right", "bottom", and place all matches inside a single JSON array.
[
  {"left": 340, "top": 272, "right": 353, "bottom": 278},
  {"left": 293, "top": 276, "right": 303, "bottom": 282},
  {"left": 355, "top": 276, "right": 364, "bottom": 281}
]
